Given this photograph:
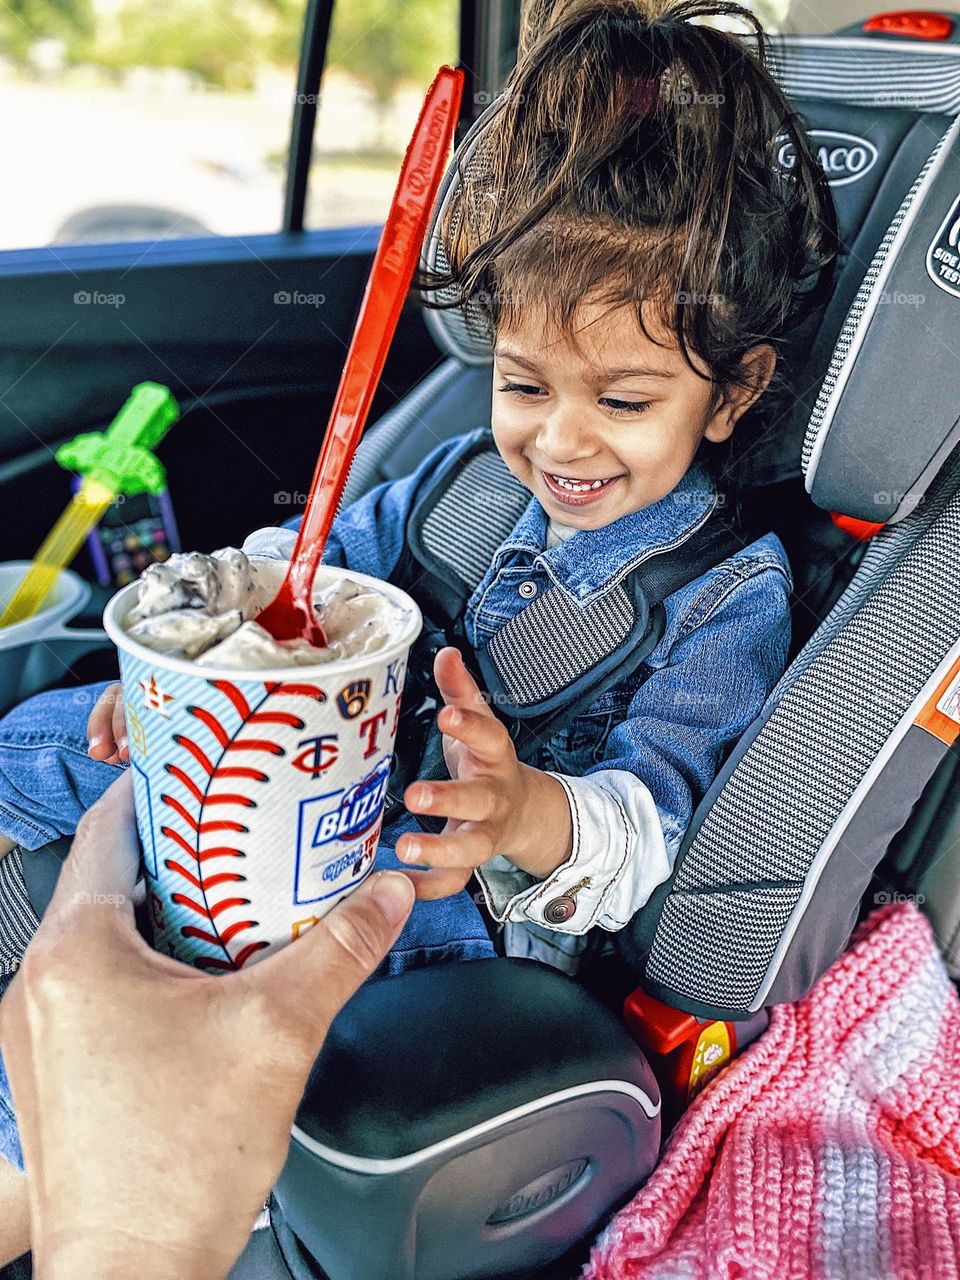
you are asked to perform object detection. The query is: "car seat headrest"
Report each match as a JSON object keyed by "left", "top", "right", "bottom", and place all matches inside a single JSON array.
[
  {"left": 419, "top": 33, "right": 960, "bottom": 496},
  {"left": 801, "top": 110, "right": 960, "bottom": 523}
]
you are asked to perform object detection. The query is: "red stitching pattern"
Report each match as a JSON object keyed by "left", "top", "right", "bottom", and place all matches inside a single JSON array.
[
  {"left": 163, "top": 859, "right": 244, "bottom": 891},
  {"left": 160, "top": 680, "right": 325, "bottom": 970}
]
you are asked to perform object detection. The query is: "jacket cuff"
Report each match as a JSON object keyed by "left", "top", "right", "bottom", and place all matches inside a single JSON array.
[
  {"left": 475, "top": 770, "right": 672, "bottom": 935},
  {"left": 241, "top": 527, "right": 298, "bottom": 561}
]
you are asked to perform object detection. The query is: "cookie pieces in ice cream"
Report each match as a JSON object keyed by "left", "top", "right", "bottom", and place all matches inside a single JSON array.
[
  {"left": 129, "top": 548, "right": 260, "bottom": 623},
  {"left": 123, "top": 547, "right": 402, "bottom": 669},
  {"left": 126, "top": 548, "right": 262, "bottom": 659}
]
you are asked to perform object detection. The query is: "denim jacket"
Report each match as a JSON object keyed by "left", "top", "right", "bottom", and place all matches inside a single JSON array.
[{"left": 243, "top": 431, "right": 792, "bottom": 943}]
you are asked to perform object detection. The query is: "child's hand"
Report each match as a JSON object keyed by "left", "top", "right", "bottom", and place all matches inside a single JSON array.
[
  {"left": 87, "top": 682, "right": 128, "bottom": 764},
  {"left": 396, "top": 648, "right": 572, "bottom": 900}
]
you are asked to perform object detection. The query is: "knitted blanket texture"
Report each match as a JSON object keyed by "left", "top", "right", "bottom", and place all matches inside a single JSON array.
[{"left": 585, "top": 903, "right": 960, "bottom": 1280}]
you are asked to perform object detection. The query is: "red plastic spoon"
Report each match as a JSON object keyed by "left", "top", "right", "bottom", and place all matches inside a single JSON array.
[{"left": 257, "top": 65, "right": 464, "bottom": 646}]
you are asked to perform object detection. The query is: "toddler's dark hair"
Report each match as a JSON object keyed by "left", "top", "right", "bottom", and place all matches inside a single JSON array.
[{"left": 418, "top": 0, "right": 839, "bottom": 411}]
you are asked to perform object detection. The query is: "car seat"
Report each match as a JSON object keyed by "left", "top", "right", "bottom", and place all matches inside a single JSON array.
[
  {"left": 238, "top": 23, "right": 960, "bottom": 1280},
  {"left": 7, "top": 17, "right": 960, "bottom": 1280}
]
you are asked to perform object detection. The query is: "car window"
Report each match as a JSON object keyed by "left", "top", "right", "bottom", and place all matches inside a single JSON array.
[
  {"left": 305, "top": 0, "right": 459, "bottom": 229},
  {"left": 0, "top": 0, "right": 308, "bottom": 250}
]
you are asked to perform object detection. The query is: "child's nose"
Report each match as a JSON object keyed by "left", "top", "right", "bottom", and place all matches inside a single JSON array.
[{"left": 534, "top": 404, "right": 596, "bottom": 465}]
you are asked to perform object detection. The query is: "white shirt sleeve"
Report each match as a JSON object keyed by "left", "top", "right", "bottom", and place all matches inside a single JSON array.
[
  {"left": 241, "top": 527, "right": 299, "bottom": 561},
  {"left": 474, "top": 768, "right": 673, "bottom": 935}
]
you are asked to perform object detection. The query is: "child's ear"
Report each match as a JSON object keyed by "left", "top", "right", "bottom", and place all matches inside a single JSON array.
[{"left": 703, "top": 344, "right": 777, "bottom": 444}]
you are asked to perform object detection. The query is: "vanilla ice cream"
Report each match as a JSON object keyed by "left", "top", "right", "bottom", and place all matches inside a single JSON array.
[{"left": 125, "top": 548, "right": 402, "bottom": 669}]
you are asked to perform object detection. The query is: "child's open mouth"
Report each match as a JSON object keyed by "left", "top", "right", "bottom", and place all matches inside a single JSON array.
[{"left": 540, "top": 470, "right": 622, "bottom": 507}]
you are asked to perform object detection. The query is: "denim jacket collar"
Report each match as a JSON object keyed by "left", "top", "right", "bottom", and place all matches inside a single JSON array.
[{"left": 493, "top": 462, "right": 720, "bottom": 603}]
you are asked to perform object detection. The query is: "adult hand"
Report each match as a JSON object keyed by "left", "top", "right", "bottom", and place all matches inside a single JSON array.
[
  {"left": 397, "top": 647, "right": 572, "bottom": 898},
  {"left": 0, "top": 772, "right": 414, "bottom": 1280}
]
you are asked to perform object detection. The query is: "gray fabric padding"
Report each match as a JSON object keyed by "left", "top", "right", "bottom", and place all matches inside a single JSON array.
[
  {"left": 762, "top": 35, "right": 960, "bottom": 113},
  {"left": 652, "top": 886, "right": 804, "bottom": 1012},
  {"left": 800, "top": 114, "right": 959, "bottom": 492},
  {"left": 486, "top": 583, "right": 635, "bottom": 708},
  {"left": 764, "top": 724, "right": 950, "bottom": 1006},
  {"left": 419, "top": 448, "right": 529, "bottom": 588},
  {"left": 0, "top": 849, "right": 40, "bottom": 974},
  {"left": 340, "top": 359, "right": 493, "bottom": 510},
  {"left": 643, "top": 455, "right": 960, "bottom": 1009},
  {"left": 771, "top": 446, "right": 960, "bottom": 701}
]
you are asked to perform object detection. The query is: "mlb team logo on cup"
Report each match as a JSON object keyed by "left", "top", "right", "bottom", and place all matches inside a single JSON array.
[{"left": 104, "top": 563, "right": 422, "bottom": 971}]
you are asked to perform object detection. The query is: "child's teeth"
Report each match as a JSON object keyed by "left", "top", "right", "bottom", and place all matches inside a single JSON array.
[{"left": 552, "top": 474, "right": 609, "bottom": 492}]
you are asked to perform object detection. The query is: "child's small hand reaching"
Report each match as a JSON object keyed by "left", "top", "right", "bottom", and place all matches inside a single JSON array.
[
  {"left": 87, "top": 681, "right": 129, "bottom": 764},
  {"left": 396, "top": 648, "right": 572, "bottom": 900}
]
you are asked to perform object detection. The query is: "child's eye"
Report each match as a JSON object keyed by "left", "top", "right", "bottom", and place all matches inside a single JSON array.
[
  {"left": 497, "top": 380, "right": 545, "bottom": 400},
  {"left": 599, "top": 397, "right": 651, "bottom": 417}
]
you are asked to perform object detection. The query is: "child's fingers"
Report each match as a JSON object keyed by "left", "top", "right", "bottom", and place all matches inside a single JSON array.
[
  {"left": 87, "top": 683, "right": 124, "bottom": 761},
  {"left": 437, "top": 704, "right": 512, "bottom": 767},
  {"left": 401, "top": 866, "right": 473, "bottom": 901},
  {"left": 111, "top": 698, "right": 129, "bottom": 762},
  {"left": 434, "top": 647, "right": 495, "bottom": 717},
  {"left": 405, "top": 778, "right": 500, "bottom": 824},
  {"left": 395, "top": 826, "right": 494, "bottom": 870}
]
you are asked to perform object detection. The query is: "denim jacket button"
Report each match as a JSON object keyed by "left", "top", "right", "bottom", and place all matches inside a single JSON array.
[
  {"left": 544, "top": 895, "right": 576, "bottom": 924},
  {"left": 518, "top": 580, "right": 538, "bottom": 599}
]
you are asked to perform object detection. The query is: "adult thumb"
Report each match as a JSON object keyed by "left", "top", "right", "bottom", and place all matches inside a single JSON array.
[{"left": 255, "top": 871, "right": 415, "bottom": 1049}]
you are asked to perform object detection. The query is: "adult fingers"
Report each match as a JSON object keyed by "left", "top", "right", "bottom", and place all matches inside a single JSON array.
[
  {"left": 248, "top": 871, "right": 414, "bottom": 1055},
  {"left": 47, "top": 773, "right": 139, "bottom": 921}
]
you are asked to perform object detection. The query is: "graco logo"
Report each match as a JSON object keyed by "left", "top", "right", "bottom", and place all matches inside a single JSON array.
[
  {"left": 776, "top": 130, "right": 878, "bottom": 187},
  {"left": 925, "top": 190, "right": 960, "bottom": 299},
  {"left": 486, "top": 1158, "right": 589, "bottom": 1225}
]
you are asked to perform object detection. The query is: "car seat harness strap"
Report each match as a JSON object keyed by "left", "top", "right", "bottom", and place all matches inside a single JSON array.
[{"left": 385, "top": 429, "right": 744, "bottom": 831}]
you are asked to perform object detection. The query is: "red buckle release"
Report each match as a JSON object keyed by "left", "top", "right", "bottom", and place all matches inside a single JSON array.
[
  {"left": 623, "top": 987, "right": 735, "bottom": 1111},
  {"left": 863, "top": 11, "right": 955, "bottom": 39},
  {"left": 623, "top": 986, "right": 700, "bottom": 1054},
  {"left": 830, "top": 511, "right": 885, "bottom": 541}
]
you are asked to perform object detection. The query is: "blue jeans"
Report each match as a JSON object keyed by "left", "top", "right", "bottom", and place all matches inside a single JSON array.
[{"left": 0, "top": 683, "right": 495, "bottom": 1173}]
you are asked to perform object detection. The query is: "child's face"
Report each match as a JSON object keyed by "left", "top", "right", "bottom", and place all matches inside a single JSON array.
[{"left": 491, "top": 297, "right": 774, "bottom": 529}]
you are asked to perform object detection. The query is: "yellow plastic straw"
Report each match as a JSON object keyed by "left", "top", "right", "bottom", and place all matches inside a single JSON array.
[{"left": 0, "top": 478, "right": 113, "bottom": 628}]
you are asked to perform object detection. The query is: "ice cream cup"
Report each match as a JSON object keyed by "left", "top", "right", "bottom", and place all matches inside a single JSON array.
[{"left": 103, "top": 561, "right": 422, "bottom": 971}]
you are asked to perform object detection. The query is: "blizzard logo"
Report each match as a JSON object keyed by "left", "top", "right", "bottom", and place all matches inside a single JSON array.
[
  {"left": 777, "top": 130, "right": 878, "bottom": 187},
  {"left": 925, "top": 190, "right": 960, "bottom": 299},
  {"left": 309, "top": 759, "right": 391, "bottom": 849}
]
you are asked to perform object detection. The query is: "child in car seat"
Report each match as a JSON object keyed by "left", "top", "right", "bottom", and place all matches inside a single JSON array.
[{"left": 0, "top": 0, "right": 836, "bottom": 1202}]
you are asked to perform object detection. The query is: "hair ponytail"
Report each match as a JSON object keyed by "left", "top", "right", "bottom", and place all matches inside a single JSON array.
[{"left": 419, "top": 0, "right": 838, "bottom": 404}]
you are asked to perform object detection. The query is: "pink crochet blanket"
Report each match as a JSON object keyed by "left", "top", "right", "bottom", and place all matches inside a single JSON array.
[{"left": 586, "top": 903, "right": 960, "bottom": 1280}]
